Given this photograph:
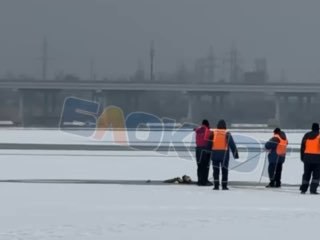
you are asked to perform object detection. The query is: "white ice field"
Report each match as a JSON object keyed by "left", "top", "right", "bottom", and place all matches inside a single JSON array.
[{"left": 0, "top": 128, "right": 319, "bottom": 240}]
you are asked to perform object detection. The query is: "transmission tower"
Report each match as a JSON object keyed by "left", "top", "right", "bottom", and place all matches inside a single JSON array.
[
  {"left": 41, "top": 37, "right": 48, "bottom": 81},
  {"left": 150, "top": 40, "right": 155, "bottom": 81}
]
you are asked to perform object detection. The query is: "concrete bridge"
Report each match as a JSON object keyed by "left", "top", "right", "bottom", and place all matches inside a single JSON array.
[
  {"left": 0, "top": 79, "right": 319, "bottom": 127},
  {"left": 0, "top": 79, "right": 320, "bottom": 93}
]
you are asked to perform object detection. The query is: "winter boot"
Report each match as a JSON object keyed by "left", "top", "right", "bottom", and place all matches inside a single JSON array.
[
  {"left": 205, "top": 181, "right": 213, "bottom": 186},
  {"left": 266, "top": 181, "right": 275, "bottom": 188},
  {"left": 300, "top": 184, "right": 308, "bottom": 194},
  {"left": 222, "top": 183, "right": 229, "bottom": 190},
  {"left": 310, "top": 183, "right": 319, "bottom": 195}
]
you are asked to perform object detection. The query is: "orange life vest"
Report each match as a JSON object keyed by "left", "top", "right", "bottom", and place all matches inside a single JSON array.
[
  {"left": 212, "top": 129, "right": 228, "bottom": 150},
  {"left": 273, "top": 134, "right": 288, "bottom": 156},
  {"left": 304, "top": 134, "right": 320, "bottom": 154}
]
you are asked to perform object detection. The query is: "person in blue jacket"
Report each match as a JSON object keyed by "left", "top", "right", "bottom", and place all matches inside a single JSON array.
[
  {"left": 207, "top": 119, "right": 239, "bottom": 190},
  {"left": 265, "top": 128, "right": 288, "bottom": 188}
]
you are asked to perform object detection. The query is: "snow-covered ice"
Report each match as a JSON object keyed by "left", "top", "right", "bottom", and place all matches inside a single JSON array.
[
  {"left": 0, "top": 129, "right": 318, "bottom": 239},
  {"left": 0, "top": 183, "right": 319, "bottom": 240}
]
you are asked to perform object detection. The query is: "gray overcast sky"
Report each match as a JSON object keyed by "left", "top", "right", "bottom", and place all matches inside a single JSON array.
[{"left": 0, "top": 0, "right": 320, "bottom": 81}]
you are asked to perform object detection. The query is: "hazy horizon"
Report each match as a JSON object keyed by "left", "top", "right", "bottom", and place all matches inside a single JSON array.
[{"left": 1, "top": 0, "right": 320, "bottom": 81}]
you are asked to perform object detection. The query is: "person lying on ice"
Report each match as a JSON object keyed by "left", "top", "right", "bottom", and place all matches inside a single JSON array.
[
  {"left": 163, "top": 175, "right": 194, "bottom": 184},
  {"left": 265, "top": 128, "right": 288, "bottom": 188}
]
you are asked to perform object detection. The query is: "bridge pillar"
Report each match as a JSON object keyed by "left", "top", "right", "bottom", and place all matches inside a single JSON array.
[
  {"left": 298, "top": 94, "right": 316, "bottom": 126},
  {"left": 214, "top": 95, "right": 220, "bottom": 111},
  {"left": 282, "top": 95, "right": 290, "bottom": 127},
  {"left": 114, "top": 91, "right": 143, "bottom": 114},
  {"left": 130, "top": 94, "right": 140, "bottom": 111},
  {"left": 306, "top": 96, "right": 312, "bottom": 115},
  {"left": 275, "top": 95, "right": 281, "bottom": 125},
  {"left": 187, "top": 95, "right": 196, "bottom": 122},
  {"left": 44, "top": 92, "right": 49, "bottom": 117},
  {"left": 219, "top": 94, "right": 226, "bottom": 111},
  {"left": 18, "top": 90, "right": 25, "bottom": 127},
  {"left": 273, "top": 94, "right": 289, "bottom": 127},
  {"left": 298, "top": 96, "right": 305, "bottom": 111},
  {"left": 209, "top": 93, "right": 228, "bottom": 121},
  {"left": 91, "top": 90, "right": 97, "bottom": 102},
  {"left": 94, "top": 90, "right": 140, "bottom": 115},
  {"left": 306, "top": 96, "right": 312, "bottom": 105},
  {"left": 213, "top": 95, "right": 221, "bottom": 119},
  {"left": 18, "top": 89, "right": 36, "bottom": 127},
  {"left": 125, "top": 93, "right": 137, "bottom": 112},
  {"left": 304, "top": 95, "right": 312, "bottom": 125},
  {"left": 104, "top": 91, "right": 125, "bottom": 112},
  {"left": 41, "top": 90, "right": 60, "bottom": 125},
  {"left": 52, "top": 92, "right": 57, "bottom": 115},
  {"left": 92, "top": 90, "right": 106, "bottom": 108}
]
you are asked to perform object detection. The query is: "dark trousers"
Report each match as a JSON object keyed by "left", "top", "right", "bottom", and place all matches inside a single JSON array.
[
  {"left": 268, "top": 162, "right": 283, "bottom": 187},
  {"left": 300, "top": 162, "right": 320, "bottom": 193},
  {"left": 195, "top": 148, "right": 211, "bottom": 185},
  {"left": 212, "top": 158, "right": 229, "bottom": 187}
]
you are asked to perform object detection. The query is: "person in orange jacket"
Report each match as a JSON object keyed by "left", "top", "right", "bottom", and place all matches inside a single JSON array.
[
  {"left": 265, "top": 128, "right": 288, "bottom": 188},
  {"left": 208, "top": 119, "right": 239, "bottom": 190},
  {"left": 300, "top": 123, "right": 320, "bottom": 194}
]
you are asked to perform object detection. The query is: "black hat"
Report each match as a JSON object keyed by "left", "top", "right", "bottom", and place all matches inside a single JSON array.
[
  {"left": 217, "top": 119, "right": 227, "bottom": 129},
  {"left": 202, "top": 119, "right": 210, "bottom": 127},
  {"left": 312, "top": 123, "right": 319, "bottom": 131},
  {"left": 273, "top": 128, "right": 281, "bottom": 134}
]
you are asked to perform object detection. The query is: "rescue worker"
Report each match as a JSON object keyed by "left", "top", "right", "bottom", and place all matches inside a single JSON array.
[
  {"left": 300, "top": 123, "right": 320, "bottom": 194},
  {"left": 194, "top": 119, "right": 212, "bottom": 186},
  {"left": 208, "top": 119, "right": 239, "bottom": 190},
  {"left": 265, "top": 128, "right": 288, "bottom": 188}
]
